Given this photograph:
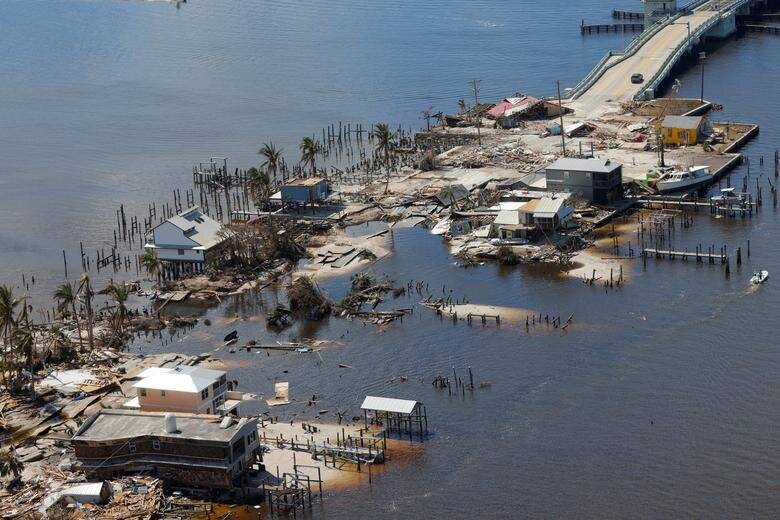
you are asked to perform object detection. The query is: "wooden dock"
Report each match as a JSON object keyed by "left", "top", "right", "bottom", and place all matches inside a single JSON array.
[
  {"left": 581, "top": 22, "right": 644, "bottom": 34},
  {"left": 612, "top": 9, "right": 644, "bottom": 20},
  {"left": 643, "top": 247, "right": 728, "bottom": 263}
]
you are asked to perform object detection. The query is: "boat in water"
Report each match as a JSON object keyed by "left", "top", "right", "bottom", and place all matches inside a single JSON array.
[
  {"left": 656, "top": 165, "right": 712, "bottom": 194},
  {"left": 750, "top": 270, "right": 769, "bottom": 285},
  {"left": 711, "top": 187, "right": 745, "bottom": 205}
]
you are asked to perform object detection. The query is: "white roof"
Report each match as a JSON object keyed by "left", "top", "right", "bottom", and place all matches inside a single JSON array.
[
  {"left": 154, "top": 207, "right": 226, "bottom": 250},
  {"left": 533, "top": 198, "right": 568, "bottom": 218},
  {"left": 494, "top": 210, "right": 522, "bottom": 226},
  {"left": 133, "top": 365, "right": 225, "bottom": 393},
  {"left": 361, "top": 396, "right": 419, "bottom": 415}
]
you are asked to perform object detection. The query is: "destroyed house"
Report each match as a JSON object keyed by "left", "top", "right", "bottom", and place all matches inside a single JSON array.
[
  {"left": 124, "top": 365, "right": 243, "bottom": 416},
  {"left": 487, "top": 95, "right": 570, "bottom": 129},
  {"left": 144, "top": 206, "right": 227, "bottom": 269},
  {"left": 545, "top": 158, "right": 623, "bottom": 205},
  {"left": 72, "top": 410, "right": 261, "bottom": 489}
]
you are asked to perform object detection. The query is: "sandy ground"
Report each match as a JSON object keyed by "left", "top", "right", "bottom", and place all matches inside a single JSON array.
[
  {"left": 257, "top": 420, "right": 420, "bottom": 492},
  {"left": 422, "top": 303, "right": 536, "bottom": 325}
]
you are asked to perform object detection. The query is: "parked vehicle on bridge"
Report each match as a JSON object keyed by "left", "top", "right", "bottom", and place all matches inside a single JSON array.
[{"left": 631, "top": 73, "right": 644, "bottom": 84}]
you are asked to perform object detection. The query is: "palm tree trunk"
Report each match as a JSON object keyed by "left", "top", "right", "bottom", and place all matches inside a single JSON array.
[{"left": 70, "top": 301, "right": 83, "bottom": 351}]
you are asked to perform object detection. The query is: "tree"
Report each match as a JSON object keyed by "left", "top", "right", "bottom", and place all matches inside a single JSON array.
[
  {"left": 259, "top": 142, "right": 283, "bottom": 185},
  {"left": 0, "top": 286, "right": 19, "bottom": 388},
  {"left": 53, "top": 282, "right": 83, "bottom": 351},
  {"left": 0, "top": 449, "right": 23, "bottom": 480},
  {"left": 108, "top": 283, "right": 129, "bottom": 337},
  {"left": 247, "top": 168, "right": 272, "bottom": 209},
  {"left": 140, "top": 249, "right": 163, "bottom": 288},
  {"left": 78, "top": 274, "right": 95, "bottom": 352},
  {"left": 373, "top": 123, "right": 395, "bottom": 193},
  {"left": 299, "top": 137, "right": 319, "bottom": 175}
]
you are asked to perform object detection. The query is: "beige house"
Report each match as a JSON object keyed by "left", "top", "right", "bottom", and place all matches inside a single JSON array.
[
  {"left": 492, "top": 200, "right": 539, "bottom": 240},
  {"left": 124, "top": 366, "right": 242, "bottom": 416}
]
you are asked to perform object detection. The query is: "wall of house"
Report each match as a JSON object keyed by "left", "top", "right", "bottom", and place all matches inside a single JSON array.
[
  {"left": 663, "top": 127, "right": 697, "bottom": 145},
  {"left": 152, "top": 222, "right": 196, "bottom": 248},
  {"left": 138, "top": 389, "right": 205, "bottom": 414},
  {"left": 546, "top": 170, "right": 596, "bottom": 201},
  {"left": 281, "top": 182, "right": 328, "bottom": 203},
  {"left": 152, "top": 247, "right": 205, "bottom": 263}
]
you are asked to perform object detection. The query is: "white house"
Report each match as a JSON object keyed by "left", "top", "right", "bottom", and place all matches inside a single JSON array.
[
  {"left": 144, "top": 207, "right": 227, "bottom": 271},
  {"left": 533, "top": 198, "right": 574, "bottom": 232},
  {"left": 124, "top": 365, "right": 243, "bottom": 416}
]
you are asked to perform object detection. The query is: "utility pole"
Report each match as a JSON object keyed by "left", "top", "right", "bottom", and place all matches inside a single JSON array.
[
  {"left": 699, "top": 51, "right": 706, "bottom": 103},
  {"left": 471, "top": 79, "right": 482, "bottom": 146},
  {"left": 556, "top": 80, "right": 566, "bottom": 156}
]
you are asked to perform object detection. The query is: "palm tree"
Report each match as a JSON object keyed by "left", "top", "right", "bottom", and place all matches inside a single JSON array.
[
  {"left": 247, "top": 168, "right": 272, "bottom": 209},
  {"left": 374, "top": 123, "right": 395, "bottom": 193},
  {"left": 140, "top": 249, "right": 163, "bottom": 288},
  {"left": 53, "top": 282, "right": 83, "bottom": 351},
  {"left": 0, "top": 449, "right": 23, "bottom": 480},
  {"left": 259, "top": 142, "right": 283, "bottom": 185},
  {"left": 299, "top": 137, "right": 319, "bottom": 175},
  {"left": 78, "top": 274, "right": 95, "bottom": 352},
  {"left": 0, "top": 286, "right": 19, "bottom": 388},
  {"left": 108, "top": 283, "right": 129, "bottom": 337}
]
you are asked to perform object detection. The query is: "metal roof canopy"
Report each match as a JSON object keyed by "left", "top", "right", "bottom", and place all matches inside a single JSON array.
[{"left": 361, "top": 396, "right": 420, "bottom": 415}]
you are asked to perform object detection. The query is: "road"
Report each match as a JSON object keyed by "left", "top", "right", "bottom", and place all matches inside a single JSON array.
[{"left": 569, "top": 2, "right": 730, "bottom": 118}]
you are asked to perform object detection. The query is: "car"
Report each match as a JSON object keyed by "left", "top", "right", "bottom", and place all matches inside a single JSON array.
[{"left": 631, "top": 73, "right": 644, "bottom": 84}]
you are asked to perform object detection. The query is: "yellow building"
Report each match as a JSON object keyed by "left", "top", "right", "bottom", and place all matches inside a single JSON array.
[{"left": 660, "top": 115, "right": 704, "bottom": 146}]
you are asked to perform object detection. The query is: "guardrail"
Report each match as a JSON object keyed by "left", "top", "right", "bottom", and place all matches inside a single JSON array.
[
  {"left": 565, "top": 12, "right": 684, "bottom": 100},
  {"left": 636, "top": 11, "right": 723, "bottom": 98}
]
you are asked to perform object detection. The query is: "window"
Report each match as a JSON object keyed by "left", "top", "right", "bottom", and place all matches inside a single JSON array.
[
  {"left": 177, "top": 249, "right": 185, "bottom": 256},
  {"left": 153, "top": 440, "right": 160, "bottom": 450},
  {"left": 160, "top": 390, "right": 166, "bottom": 397},
  {"left": 564, "top": 171, "right": 570, "bottom": 180},
  {"left": 129, "top": 442, "right": 136, "bottom": 453},
  {"left": 201, "top": 388, "right": 209, "bottom": 400},
  {"left": 139, "top": 388, "right": 147, "bottom": 397}
]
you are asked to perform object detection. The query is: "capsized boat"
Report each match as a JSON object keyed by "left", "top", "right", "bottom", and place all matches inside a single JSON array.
[
  {"left": 750, "top": 270, "right": 769, "bottom": 285},
  {"left": 656, "top": 165, "right": 712, "bottom": 193}
]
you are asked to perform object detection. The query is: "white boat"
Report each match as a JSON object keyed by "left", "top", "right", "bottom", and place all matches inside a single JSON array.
[
  {"left": 656, "top": 165, "right": 712, "bottom": 193},
  {"left": 750, "top": 270, "right": 769, "bottom": 285},
  {"left": 431, "top": 218, "right": 451, "bottom": 235},
  {"left": 711, "top": 187, "right": 744, "bottom": 205}
]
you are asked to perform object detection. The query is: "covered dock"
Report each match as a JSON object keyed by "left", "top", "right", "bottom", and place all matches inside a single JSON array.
[{"left": 361, "top": 396, "right": 428, "bottom": 440}]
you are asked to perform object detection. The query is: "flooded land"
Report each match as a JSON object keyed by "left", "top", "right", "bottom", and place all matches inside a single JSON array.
[{"left": 3, "top": 0, "right": 780, "bottom": 518}]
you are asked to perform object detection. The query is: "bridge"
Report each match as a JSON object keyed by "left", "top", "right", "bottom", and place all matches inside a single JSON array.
[{"left": 566, "top": 0, "right": 761, "bottom": 118}]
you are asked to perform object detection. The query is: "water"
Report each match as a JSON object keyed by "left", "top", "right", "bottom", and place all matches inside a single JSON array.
[{"left": 4, "top": 0, "right": 780, "bottom": 517}]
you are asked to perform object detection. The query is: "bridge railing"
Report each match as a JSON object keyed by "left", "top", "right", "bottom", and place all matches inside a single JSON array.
[
  {"left": 564, "top": 12, "right": 684, "bottom": 100},
  {"left": 636, "top": 10, "right": 724, "bottom": 99}
]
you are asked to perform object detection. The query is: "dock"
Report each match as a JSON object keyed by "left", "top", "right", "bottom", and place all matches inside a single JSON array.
[
  {"left": 581, "top": 22, "right": 644, "bottom": 34},
  {"left": 643, "top": 247, "right": 728, "bottom": 263}
]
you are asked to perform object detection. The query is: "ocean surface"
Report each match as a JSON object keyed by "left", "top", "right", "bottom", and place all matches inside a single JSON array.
[{"left": 3, "top": 0, "right": 780, "bottom": 518}]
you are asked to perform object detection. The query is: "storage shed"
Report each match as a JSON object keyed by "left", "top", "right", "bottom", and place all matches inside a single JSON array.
[{"left": 660, "top": 115, "right": 704, "bottom": 146}]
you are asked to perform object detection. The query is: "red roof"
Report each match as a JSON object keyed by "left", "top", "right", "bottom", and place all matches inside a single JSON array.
[{"left": 486, "top": 95, "right": 541, "bottom": 119}]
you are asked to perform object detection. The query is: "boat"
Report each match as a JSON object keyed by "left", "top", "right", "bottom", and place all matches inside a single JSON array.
[
  {"left": 656, "top": 165, "right": 712, "bottom": 193},
  {"left": 431, "top": 218, "right": 451, "bottom": 235},
  {"left": 711, "top": 187, "right": 745, "bottom": 205},
  {"left": 750, "top": 270, "right": 769, "bottom": 285}
]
